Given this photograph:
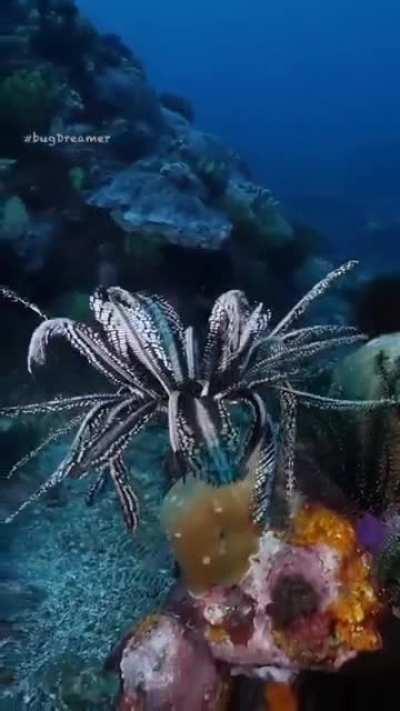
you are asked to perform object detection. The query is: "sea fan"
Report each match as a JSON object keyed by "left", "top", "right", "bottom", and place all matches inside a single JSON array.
[{"left": 0, "top": 261, "right": 394, "bottom": 531}]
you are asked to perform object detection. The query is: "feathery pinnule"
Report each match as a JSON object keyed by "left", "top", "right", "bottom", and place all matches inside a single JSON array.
[{"left": 0, "top": 262, "right": 396, "bottom": 531}]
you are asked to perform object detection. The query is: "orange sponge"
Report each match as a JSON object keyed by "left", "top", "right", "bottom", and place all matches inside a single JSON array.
[
  {"left": 160, "top": 476, "right": 262, "bottom": 592},
  {"left": 290, "top": 504, "right": 382, "bottom": 654}
]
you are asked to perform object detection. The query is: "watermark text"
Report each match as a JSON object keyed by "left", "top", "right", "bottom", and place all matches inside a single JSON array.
[{"left": 24, "top": 131, "right": 111, "bottom": 147}]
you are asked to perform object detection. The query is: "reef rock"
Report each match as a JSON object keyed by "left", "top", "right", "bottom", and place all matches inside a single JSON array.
[
  {"left": 88, "top": 157, "right": 232, "bottom": 250},
  {"left": 192, "top": 505, "right": 381, "bottom": 675},
  {"left": 0, "top": 194, "right": 57, "bottom": 270},
  {"left": 331, "top": 334, "right": 400, "bottom": 513},
  {"left": 117, "top": 614, "right": 231, "bottom": 711},
  {"left": 112, "top": 501, "right": 382, "bottom": 709},
  {"left": 0, "top": 0, "right": 325, "bottom": 314},
  {"left": 222, "top": 179, "right": 295, "bottom": 248},
  {"left": 332, "top": 333, "right": 400, "bottom": 400},
  {"left": 112, "top": 478, "right": 382, "bottom": 709}
]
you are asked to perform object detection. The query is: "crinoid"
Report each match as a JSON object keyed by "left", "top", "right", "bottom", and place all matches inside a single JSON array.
[{"left": 0, "top": 261, "right": 394, "bottom": 532}]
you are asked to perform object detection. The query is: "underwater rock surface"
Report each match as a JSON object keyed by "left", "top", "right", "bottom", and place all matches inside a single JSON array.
[
  {"left": 88, "top": 155, "right": 232, "bottom": 250},
  {"left": 0, "top": 433, "right": 174, "bottom": 708},
  {"left": 118, "top": 614, "right": 230, "bottom": 711},
  {"left": 113, "top": 501, "right": 382, "bottom": 709},
  {"left": 0, "top": 0, "right": 335, "bottom": 320}
]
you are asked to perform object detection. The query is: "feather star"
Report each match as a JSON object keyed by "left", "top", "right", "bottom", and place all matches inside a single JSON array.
[{"left": 0, "top": 261, "right": 395, "bottom": 532}]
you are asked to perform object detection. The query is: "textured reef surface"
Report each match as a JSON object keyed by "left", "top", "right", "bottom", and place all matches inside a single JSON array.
[
  {"left": 2, "top": 1, "right": 400, "bottom": 710},
  {"left": 1, "top": 432, "right": 175, "bottom": 708}
]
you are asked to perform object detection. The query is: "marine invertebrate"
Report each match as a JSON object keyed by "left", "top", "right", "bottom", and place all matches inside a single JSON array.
[
  {"left": 68, "top": 166, "right": 86, "bottom": 192},
  {"left": 88, "top": 158, "right": 232, "bottom": 250},
  {"left": 117, "top": 614, "right": 231, "bottom": 711},
  {"left": 1, "top": 195, "right": 30, "bottom": 240},
  {"left": 113, "top": 502, "right": 382, "bottom": 709},
  {"left": 0, "top": 69, "right": 57, "bottom": 133},
  {"left": 0, "top": 261, "right": 394, "bottom": 531},
  {"left": 222, "top": 181, "right": 295, "bottom": 251},
  {"left": 331, "top": 333, "right": 400, "bottom": 513},
  {"left": 161, "top": 476, "right": 262, "bottom": 591},
  {"left": 195, "top": 503, "right": 382, "bottom": 669},
  {"left": 196, "top": 156, "right": 229, "bottom": 197},
  {"left": 32, "top": 6, "right": 97, "bottom": 66}
]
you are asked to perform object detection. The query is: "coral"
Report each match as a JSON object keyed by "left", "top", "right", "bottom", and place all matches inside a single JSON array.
[
  {"left": 159, "top": 92, "right": 195, "bottom": 122},
  {"left": 196, "top": 156, "right": 230, "bottom": 198},
  {"left": 377, "top": 515, "right": 400, "bottom": 612},
  {"left": 1, "top": 195, "right": 30, "bottom": 240},
  {"left": 0, "top": 198, "right": 56, "bottom": 272},
  {"left": 291, "top": 505, "right": 381, "bottom": 653},
  {"left": 107, "top": 117, "right": 158, "bottom": 162},
  {"left": 331, "top": 334, "right": 400, "bottom": 512},
  {"left": 0, "top": 32, "right": 30, "bottom": 64},
  {"left": 88, "top": 157, "right": 231, "bottom": 250},
  {"left": 269, "top": 574, "right": 319, "bottom": 628},
  {"left": 99, "top": 33, "right": 145, "bottom": 72},
  {"left": 222, "top": 181, "right": 295, "bottom": 251},
  {"left": 291, "top": 504, "right": 357, "bottom": 556},
  {"left": 52, "top": 0, "right": 79, "bottom": 19},
  {"left": 1, "top": 1, "right": 394, "bottom": 705},
  {"left": 31, "top": 7, "right": 98, "bottom": 66},
  {"left": 195, "top": 504, "right": 381, "bottom": 671},
  {"left": 160, "top": 160, "right": 201, "bottom": 190},
  {"left": 0, "top": 0, "right": 323, "bottom": 317},
  {"left": 356, "top": 512, "right": 387, "bottom": 553},
  {"left": 111, "top": 501, "right": 382, "bottom": 708},
  {"left": 0, "top": 69, "right": 57, "bottom": 134},
  {"left": 68, "top": 165, "right": 86, "bottom": 191},
  {"left": 118, "top": 614, "right": 231, "bottom": 710},
  {"left": 92, "top": 67, "right": 164, "bottom": 128}
]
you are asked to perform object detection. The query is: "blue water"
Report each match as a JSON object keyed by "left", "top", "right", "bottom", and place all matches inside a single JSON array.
[{"left": 78, "top": 0, "right": 400, "bottom": 207}]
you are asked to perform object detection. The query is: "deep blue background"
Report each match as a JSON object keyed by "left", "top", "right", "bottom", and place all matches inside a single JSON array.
[{"left": 77, "top": 0, "right": 400, "bottom": 250}]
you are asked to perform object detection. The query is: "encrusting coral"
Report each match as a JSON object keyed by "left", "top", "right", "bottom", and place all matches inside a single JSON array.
[
  {"left": 117, "top": 614, "right": 232, "bottom": 711},
  {"left": 114, "top": 498, "right": 382, "bottom": 709},
  {"left": 0, "top": 68, "right": 57, "bottom": 133},
  {"left": 161, "top": 477, "right": 382, "bottom": 657},
  {"left": 199, "top": 509, "right": 381, "bottom": 668}
]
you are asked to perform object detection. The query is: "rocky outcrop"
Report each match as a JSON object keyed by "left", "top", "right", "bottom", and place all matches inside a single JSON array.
[
  {"left": 0, "top": 0, "right": 327, "bottom": 312},
  {"left": 88, "top": 155, "right": 231, "bottom": 250}
]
